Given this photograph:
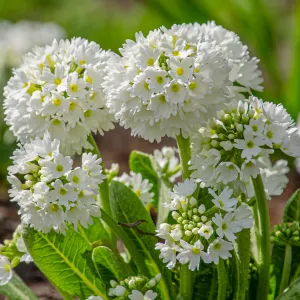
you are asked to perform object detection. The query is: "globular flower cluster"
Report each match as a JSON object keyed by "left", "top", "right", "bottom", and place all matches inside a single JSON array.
[
  {"left": 114, "top": 171, "right": 154, "bottom": 204},
  {"left": 104, "top": 22, "right": 262, "bottom": 142},
  {"left": 271, "top": 222, "right": 300, "bottom": 247},
  {"left": 153, "top": 147, "right": 181, "bottom": 182},
  {"left": 4, "top": 37, "right": 115, "bottom": 155},
  {"left": 155, "top": 179, "right": 253, "bottom": 270},
  {"left": 108, "top": 274, "right": 161, "bottom": 299},
  {"left": 190, "top": 96, "right": 300, "bottom": 197},
  {"left": 0, "top": 20, "right": 65, "bottom": 74},
  {"left": 7, "top": 133, "right": 104, "bottom": 234}
]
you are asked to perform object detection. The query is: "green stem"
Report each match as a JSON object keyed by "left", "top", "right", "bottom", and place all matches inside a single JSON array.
[
  {"left": 87, "top": 135, "right": 115, "bottom": 245},
  {"left": 252, "top": 175, "right": 271, "bottom": 300},
  {"left": 100, "top": 209, "right": 149, "bottom": 276},
  {"left": 176, "top": 132, "right": 194, "bottom": 300},
  {"left": 252, "top": 204, "right": 261, "bottom": 264},
  {"left": 279, "top": 244, "right": 292, "bottom": 293},
  {"left": 180, "top": 264, "right": 194, "bottom": 300},
  {"left": 176, "top": 133, "right": 192, "bottom": 180},
  {"left": 217, "top": 260, "right": 227, "bottom": 300}
]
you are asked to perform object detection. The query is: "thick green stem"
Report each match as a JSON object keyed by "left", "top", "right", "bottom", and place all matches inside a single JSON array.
[
  {"left": 252, "top": 204, "right": 261, "bottom": 264},
  {"left": 217, "top": 260, "right": 227, "bottom": 300},
  {"left": 87, "top": 135, "right": 112, "bottom": 216},
  {"left": 87, "top": 135, "right": 115, "bottom": 245},
  {"left": 180, "top": 264, "right": 194, "bottom": 300},
  {"left": 176, "top": 133, "right": 192, "bottom": 180},
  {"left": 279, "top": 244, "right": 292, "bottom": 293},
  {"left": 252, "top": 175, "right": 271, "bottom": 300},
  {"left": 176, "top": 133, "right": 194, "bottom": 300}
]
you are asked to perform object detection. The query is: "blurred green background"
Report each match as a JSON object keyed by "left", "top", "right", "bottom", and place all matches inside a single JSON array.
[{"left": 0, "top": 0, "right": 300, "bottom": 183}]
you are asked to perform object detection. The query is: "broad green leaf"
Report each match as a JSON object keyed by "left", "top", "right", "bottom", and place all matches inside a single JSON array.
[
  {"left": 276, "top": 277, "right": 300, "bottom": 300},
  {"left": 233, "top": 229, "right": 251, "bottom": 300},
  {"left": 78, "top": 217, "right": 109, "bottom": 245},
  {"left": 129, "top": 151, "right": 159, "bottom": 206},
  {"left": 0, "top": 273, "right": 37, "bottom": 300},
  {"left": 23, "top": 226, "right": 108, "bottom": 300},
  {"left": 92, "top": 246, "right": 131, "bottom": 284},
  {"left": 109, "top": 181, "right": 172, "bottom": 300},
  {"left": 283, "top": 189, "right": 300, "bottom": 223},
  {"left": 268, "top": 245, "right": 285, "bottom": 299}
]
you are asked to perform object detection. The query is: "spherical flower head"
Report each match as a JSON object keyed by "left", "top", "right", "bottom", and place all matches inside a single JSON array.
[
  {"left": 155, "top": 178, "right": 253, "bottom": 270},
  {"left": 4, "top": 37, "right": 115, "bottom": 155},
  {"left": 104, "top": 22, "right": 262, "bottom": 142},
  {"left": 0, "top": 255, "right": 12, "bottom": 285},
  {"left": 7, "top": 133, "right": 104, "bottom": 234},
  {"left": 190, "top": 96, "right": 298, "bottom": 196}
]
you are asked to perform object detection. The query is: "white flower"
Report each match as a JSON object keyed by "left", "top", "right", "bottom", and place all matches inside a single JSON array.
[
  {"left": 67, "top": 168, "right": 89, "bottom": 189},
  {"left": 51, "top": 179, "right": 78, "bottom": 208},
  {"left": 212, "top": 213, "right": 239, "bottom": 241},
  {"left": 109, "top": 285, "right": 126, "bottom": 297},
  {"left": 16, "top": 237, "right": 33, "bottom": 263},
  {"left": 128, "top": 290, "right": 158, "bottom": 300},
  {"left": 234, "top": 131, "right": 265, "bottom": 160},
  {"left": 240, "top": 160, "right": 261, "bottom": 181},
  {"left": 4, "top": 38, "right": 115, "bottom": 155},
  {"left": 0, "top": 255, "right": 12, "bottom": 285},
  {"left": 232, "top": 203, "right": 253, "bottom": 230},
  {"left": 198, "top": 225, "right": 213, "bottom": 240},
  {"left": 172, "top": 179, "right": 197, "bottom": 198},
  {"left": 177, "top": 240, "right": 210, "bottom": 271},
  {"left": 104, "top": 22, "right": 260, "bottom": 142},
  {"left": 216, "top": 162, "right": 240, "bottom": 184},
  {"left": 208, "top": 238, "right": 234, "bottom": 264},
  {"left": 86, "top": 297, "right": 103, "bottom": 300},
  {"left": 155, "top": 241, "right": 178, "bottom": 269},
  {"left": 209, "top": 187, "right": 238, "bottom": 212}
]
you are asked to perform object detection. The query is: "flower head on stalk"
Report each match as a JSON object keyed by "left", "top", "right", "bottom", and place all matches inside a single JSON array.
[
  {"left": 104, "top": 22, "right": 262, "bottom": 142},
  {"left": 7, "top": 132, "right": 104, "bottom": 234},
  {"left": 4, "top": 38, "right": 115, "bottom": 155},
  {"left": 0, "top": 255, "right": 12, "bottom": 285},
  {"left": 190, "top": 96, "right": 299, "bottom": 197},
  {"left": 155, "top": 179, "right": 253, "bottom": 271}
]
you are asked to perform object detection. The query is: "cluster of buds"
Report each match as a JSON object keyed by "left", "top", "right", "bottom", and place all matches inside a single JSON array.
[
  {"left": 271, "top": 222, "right": 300, "bottom": 246},
  {"left": 108, "top": 274, "right": 161, "bottom": 299}
]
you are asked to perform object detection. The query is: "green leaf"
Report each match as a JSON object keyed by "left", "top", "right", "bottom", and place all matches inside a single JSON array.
[
  {"left": 92, "top": 246, "right": 131, "bottom": 283},
  {"left": 109, "top": 180, "right": 172, "bottom": 300},
  {"left": 283, "top": 189, "right": 300, "bottom": 222},
  {"left": 157, "top": 180, "right": 171, "bottom": 226},
  {"left": 268, "top": 245, "right": 285, "bottom": 299},
  {"left": 129, "top": 151, "right": 159, "bottom": 206},
  {"left": 78, "top": 217, "right": 109, "bottom": 245},
  {"left": 0, "top": 273, "right": 37, "bottom": 300},
  {"left": 276, "top": 277, "right": 300, "bottom": 299},
  {"left": 192, "top": 264, "right": 215, "bottom": 300},
  {"left": 23, "top": 226, "right": 108, "bottom": 300}
]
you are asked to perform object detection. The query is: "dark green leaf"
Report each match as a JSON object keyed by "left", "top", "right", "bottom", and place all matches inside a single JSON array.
[
  {"left": 276, "top": 277, "right": 300, "bottom": 300},
  {"left": 193, "top": 263, "right": 215, "bottom": 300},
  {"left": 92, "top": 246, "right": 131, "bottom": 284},
  {"left": 0, "top": 273, "right": 37, "bottom": 300},
  {"left": 109, "top": 180, "right": 172, "bottom": 300},
  {"left": 283, "top": 189, "right": 300, "bottom": 223},
  {"left": 23, "top": 226, "right": 107, "bottom": 300}
]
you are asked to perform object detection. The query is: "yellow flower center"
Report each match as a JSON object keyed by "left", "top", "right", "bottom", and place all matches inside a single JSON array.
[
  {"left": 70, "top": 84, "right": 78, "bottom": 92},
  {"left": 50, "top": 204, "right": 60, "bottom": 212},
  {"left": 172, "top": 50, "right": 179, "bottom": 56},
  {"left": 171, "top": 83, "right": 180, "bottom": 93},
  {"left": 189, "top": 81, "right": 197, "bottom": 90},
  {"left": 84, "top": 110, "right": 93, "bottom": 118},
  {"left": 135, "top": 188, "right": 141, "bottom": 197},
  {"left": 69, "top": 102, "right": 77, "bottom": 111},
  {"left": 156, "top": 76, "right": 164, "bottom": 84},
  {"left": 176, "top": 67, "right": 184, "bottom": 76},
  {"left": 72, "top": 176, "right": 80, "bottom": 184},
  {"left": 4, "top": 264, "right": 11, "bottom": 273},
  {"left": 86, "top": 76, "right": 93, "bottom": 84},
  {"left": 147, "top": 58, "right": 155, "bottom": 66},
  {"left": 56, "top": 165, "right": 64, "bottom": 172},
  {"left": 192, "top": 248, "right": 200, "bottom": 255},
  {"left": 53, "top": 98, "right": 61, "bottom": 106},
  {"left": 54, "top": 78, "right": 62, "bottom": 85}
]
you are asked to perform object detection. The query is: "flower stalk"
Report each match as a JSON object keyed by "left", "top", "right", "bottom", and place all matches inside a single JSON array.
[
  {"left": 279, "top": 243, "right": 292, "bottom": 293},
  {"left": 252, "top": 175, "right": 271, "bottom": 300},
  {"left": 176, "top": 132, "right": 194, "bottom": 300}
]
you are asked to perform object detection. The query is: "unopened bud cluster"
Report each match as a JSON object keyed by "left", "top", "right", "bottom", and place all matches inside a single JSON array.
[
  {"left": 271, "top": 222, "right": 300, "bottom": 246},
  {"left": 108, "top": 274, "right": 161, "bottom": 299}
]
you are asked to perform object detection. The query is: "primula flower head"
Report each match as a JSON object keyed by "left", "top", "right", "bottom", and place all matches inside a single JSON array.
[
  {"left": 190, "top": 96, "right": 299, "bottom": 197},
  {"left": 7, "top": 133, "right": 104, "bottom": 234},
  {"left": 4, "top": 37, "right": 115, "bottom": 155},
  {"left": 104, "top": 22, "right": 262, "bottom": 142}
]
